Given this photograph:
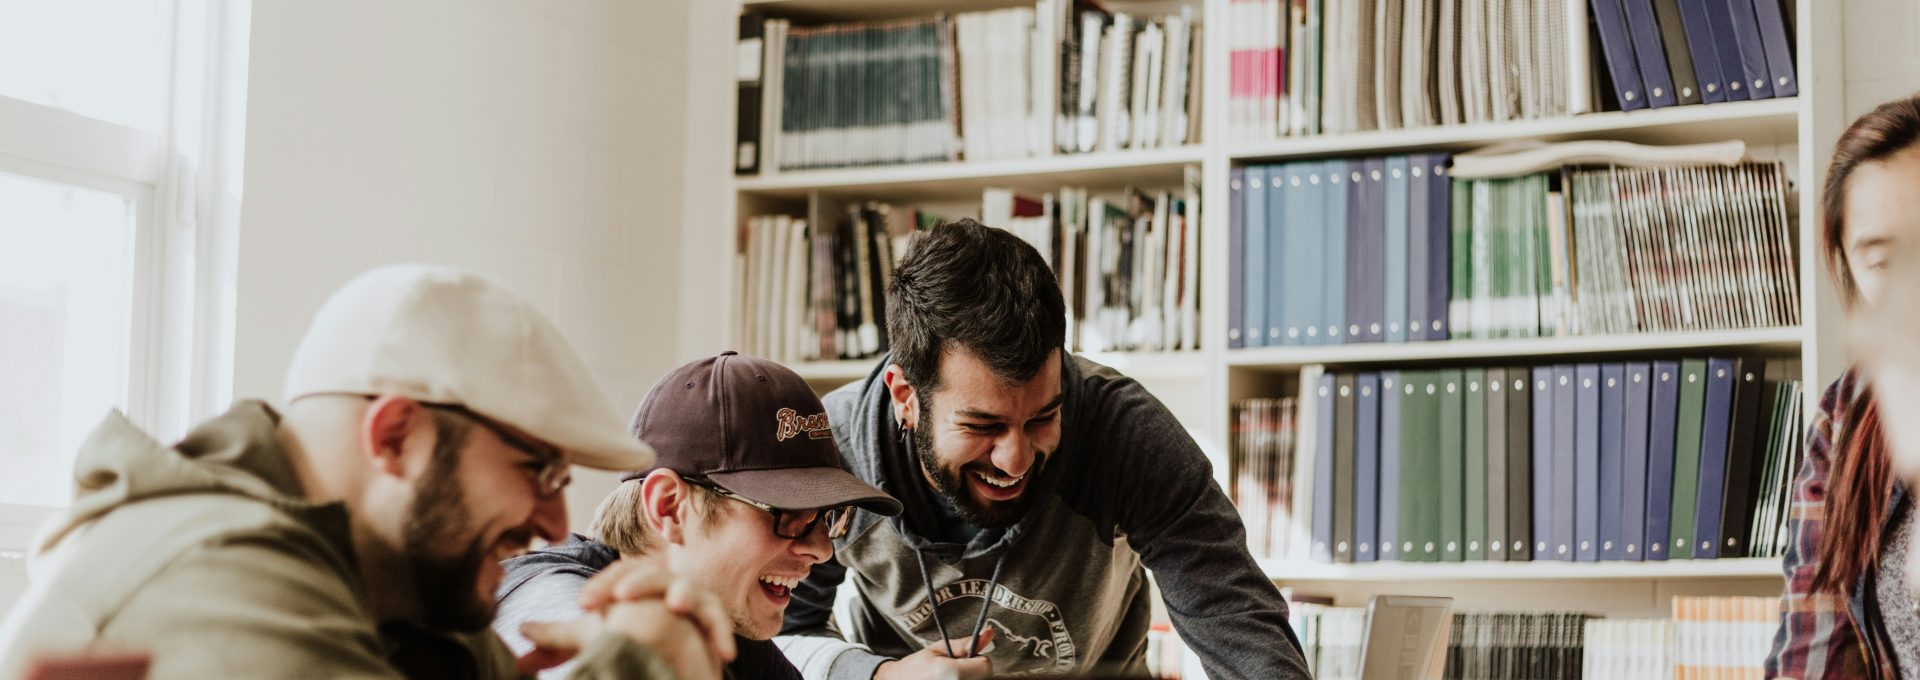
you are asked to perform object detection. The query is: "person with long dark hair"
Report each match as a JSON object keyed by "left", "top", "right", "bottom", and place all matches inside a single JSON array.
[{"left": 1769, "top": 95, "right": 1920, "bottom": 679}]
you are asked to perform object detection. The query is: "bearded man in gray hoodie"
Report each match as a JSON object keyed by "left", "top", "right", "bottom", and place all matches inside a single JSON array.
[{"left": 772, "top": 221, "right": 1313, "bottom": 680}]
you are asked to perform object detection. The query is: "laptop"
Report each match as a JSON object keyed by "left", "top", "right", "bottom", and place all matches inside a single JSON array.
[{"left": 1358, "top": 595, "right": 1455, "bottom": 680}]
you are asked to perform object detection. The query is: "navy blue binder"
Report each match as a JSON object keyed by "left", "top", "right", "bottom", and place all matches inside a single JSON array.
[
  {"left": 1380, "top": 371, "right": 1404, "bottom": 560},
  {"left": 1621, "top": 0, "right": 1680, "bottom": 107},
  {"left": 1599, "top": 364, "right": 1627, "bottom": 560},
  {"left": 1357, "top": 372, "right": 1382, "bottom": 562},
  {"left": 1312, "top": 372, "right": 1336, "bottom": 561},
  {"left": 1427, "top": 156, "right": 1452, "bottom": 341},
  {"left": 1692, "top": 358, "right": 1739, "bottom": 558},
  {"left": 1590, "top": 0, "right": 1651, "bottom": 110},
  {"left": 1575, "top": 364, "right": 1602, "bottom": 562},
  {"left": 1644, "top": 361, "right": 1682, "bottom": 560},
  {"left": 1721, "top": 0, "right": 1775, "bottom": 99},
  {"left": 1702, "top": 0, "right": 1756, "bottom": 100},
  {"left": 1675, "top": 0, "right": 1731, "bottom": 102},
  {"left": 1750, "top": 0, "right": 1796, "bottom": 97},
  {"left": 1228, "top": 167, "right": 1246, "bottom": 349},
  {"left": 1244, "top": 165, "right": 1268, "bottom": 347},
  {"left": 1622, "top": 363, "right": 1653, "bottom": 561},
  {"left": 1531, "top": 366, "right": 1555, "bottom": 559}
]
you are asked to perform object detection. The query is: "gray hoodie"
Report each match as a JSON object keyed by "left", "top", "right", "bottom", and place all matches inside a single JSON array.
[{"left": 774, "top": 355, "right": 1311, "bottom": 680}]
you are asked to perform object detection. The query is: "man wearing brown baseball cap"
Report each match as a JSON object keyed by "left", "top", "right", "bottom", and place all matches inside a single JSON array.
[
  {"left": 0, "top": 265, "right": 736, "bottom": 680},
  {"left": 495, "top": 351, "right": 901, "bottom": 679}
]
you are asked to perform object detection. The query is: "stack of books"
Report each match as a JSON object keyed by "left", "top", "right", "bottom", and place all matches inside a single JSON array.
[
  {"left": 737, "top": 170, "right": 1202, "bottom": 361},
  {"left": 1230, "top": 357, "right": 1805, "bottom": 563},
  {"left": 1587, "top": 0, "right": 1797, "bottom": 111},
  {"left": 1447, "top": 612, "right": 1594, "bottom": 680},
  {"left": 735, "top": 2, "right": 1203, "bottom": 174},
  {"left": 1226, "top": 157, "right": 1797, "bottom": 349},
  {"left": 1581, "top": 596, "right": 1780, "bottom": 679},
  {"left": 1227, "top": 0, "right": 1587, "bottom": 141}
]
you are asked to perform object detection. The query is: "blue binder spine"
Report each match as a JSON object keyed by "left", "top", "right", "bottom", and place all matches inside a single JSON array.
[
  {"left": 1244, "top": 165, "right": 1269, "bottom": 347},
  {"left": 1721, "top": 0, "right": 1775, "bottom": 99},
  {"left": 1621, "top": 0, "right": 1681, "bottom": 107},
  {"left": 1749, "top": 0, "right": 1796, "bottom": 97},
  {"left": 1599, "top": 364, "right": 1627, "bottom": 560},
  {"left": 1386, "top": 156, "right": 1412, "bottom": 342},
  {"left": 1379, "top": 370, "right": 1404, "bottom": 560},
  {"left": 1408, "top": 154, "right": 1432, "bottom": 343},
  {"left": 1312, "top": 372, "right": 1337, "bottom": 561},
  {"left": 1644, "top": 361, "right": 1682, "bottom": 560},
  {"left": 1357, "top": 372, "right": 1382, "bottom": 562},
  {"left": 1692, "top": 358, "right": 1739, "bottom": 558},
  {"left": 1575, "top": 364, "right": 1602, "bottom": 562},
  {"left": 1532, "top": 366, "right": 1556, "bottom": 560},
  {"left": 1622, "top": 363, "right": 1653, "bottom": 561},
  {"left": 1702, "top": 0, "right": 1756, "bottom": 100},
  {"left": 1228, "top": 167, "right": 1247, "bottom": 349},
  {"left": 1427, "top": 156, "right": 1452, "bottom": 341},
  {"left": 1675, "top": 0, "right": 1731, "bottom": 102},
  {"left": 1320, "top": 161, "right": 1347, "bottom": 345},
  {"left": 1269, "top": 165, "right": 1293, "bottom": 346},
  {"left": 1590, "top": 0, "right": 1651, "bottom": 110}
]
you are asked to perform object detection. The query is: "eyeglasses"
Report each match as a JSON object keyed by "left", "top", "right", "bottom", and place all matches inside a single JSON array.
[
  {"left": 683, "top": 477, "right": 854, "bottom": 540},
  {"left": 423, "top": 403, "right": 572, "bottom": 498}
]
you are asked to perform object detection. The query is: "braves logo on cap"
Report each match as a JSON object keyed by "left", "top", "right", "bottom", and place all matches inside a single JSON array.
[{"left": 775, "top": 408, "right": 833, "bottom": 442}]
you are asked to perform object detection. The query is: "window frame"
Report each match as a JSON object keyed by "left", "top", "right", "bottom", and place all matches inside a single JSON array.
[{"left": 0, "top": 0, "right": 250, "bottom": 551}]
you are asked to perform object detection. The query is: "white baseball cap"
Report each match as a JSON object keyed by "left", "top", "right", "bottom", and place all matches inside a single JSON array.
[{"left": 282, "top": 264, "right": 653, "bottom": 471}]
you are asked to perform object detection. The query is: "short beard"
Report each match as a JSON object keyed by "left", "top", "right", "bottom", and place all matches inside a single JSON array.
[
  {"left": 400, "top": 413, "right": 509, "bottom": 633},
  {"left": 913, "top": 393, "right": 1046, "bottom": 529}
]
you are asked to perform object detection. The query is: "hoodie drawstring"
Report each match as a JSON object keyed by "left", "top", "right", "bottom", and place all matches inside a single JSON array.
[{"left": 914, "top": 547, "right": 1008, "bottom": 659}]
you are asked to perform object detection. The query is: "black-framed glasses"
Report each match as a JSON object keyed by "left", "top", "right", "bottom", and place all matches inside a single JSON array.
[
  {"left": 421, "top": 403, "right": 572, "bottom": 498},
  {"left": 684, "top": 477, "right": 854, "bottom": 539}
]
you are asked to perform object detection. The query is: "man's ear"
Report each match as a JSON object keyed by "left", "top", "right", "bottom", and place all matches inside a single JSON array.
[
  {"left": 639, "top": 469, "right": 692, "bottom": 545},
  {"left": 882, "top": 363, "right": 919, "bottom": 430},
  {"left": 362, "top": 395, "right": 429, "bottom": 480}
]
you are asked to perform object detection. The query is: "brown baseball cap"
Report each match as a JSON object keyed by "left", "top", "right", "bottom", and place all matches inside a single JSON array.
[{"left": 625, "top": 352, "right": 901, "bottom": 516}]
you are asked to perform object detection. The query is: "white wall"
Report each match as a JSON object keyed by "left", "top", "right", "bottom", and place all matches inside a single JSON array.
[
  {"left": 233, "top": 0, "right": 690, "bottom": 529},
  {"left": 1843, "top": 0, "right": 1920, "bottom": 120}
]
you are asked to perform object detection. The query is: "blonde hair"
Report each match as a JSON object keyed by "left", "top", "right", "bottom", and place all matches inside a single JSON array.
[{"left": 591, "top": 476, "right": 719, "bottom": 555}]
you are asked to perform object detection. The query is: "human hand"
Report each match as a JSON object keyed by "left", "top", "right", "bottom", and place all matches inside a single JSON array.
[
  {"left": 520, "top": 600, "right": 723, "bottom": 680},
  {"left": 576, "top": 557, "right": 736, "bottom": 663},
  {"left": 873, "top": 627, "right": 995, "bottom": 680}
]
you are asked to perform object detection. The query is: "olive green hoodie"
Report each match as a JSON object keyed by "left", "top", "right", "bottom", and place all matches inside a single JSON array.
[{"left": 0, "top": 401, "right": 674, "bottom": 680}]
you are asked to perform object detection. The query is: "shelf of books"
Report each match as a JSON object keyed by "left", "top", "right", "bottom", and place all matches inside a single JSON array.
[
  {"left": 715, "top": 0, "right": 1834, "bottom": 675},
  {"left": 1261, "top": 556, "right": 1782, "bottom": 582}
]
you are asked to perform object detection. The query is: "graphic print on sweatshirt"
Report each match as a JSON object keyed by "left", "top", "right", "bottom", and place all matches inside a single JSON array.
[{"left": 902, "top": 579, "right": 1076, "bottom": 673}]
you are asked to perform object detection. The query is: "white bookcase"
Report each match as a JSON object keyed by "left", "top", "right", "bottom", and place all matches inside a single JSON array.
[{"left": 712, "top": 0, "right": 1849, "bottom": 621}]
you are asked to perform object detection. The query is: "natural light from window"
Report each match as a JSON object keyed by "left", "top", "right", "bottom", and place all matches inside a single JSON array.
[
  {"left": 0, "top": 172, "right": 136, "bottom": 509},
  {"left": 0, "top": 0, "right": 172, "bottom": 132}
]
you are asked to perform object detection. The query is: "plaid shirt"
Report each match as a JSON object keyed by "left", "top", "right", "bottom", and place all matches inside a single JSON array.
[{"left": 1766, "top": 370, "right": 1899, "bottom": 679}]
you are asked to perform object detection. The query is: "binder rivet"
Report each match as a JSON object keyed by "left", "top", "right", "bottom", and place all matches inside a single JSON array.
[
  {"left": 1384, "top": 379, "right": 1395, "bottom": 389},
  {"left": 1338, "top": 542, "right": 1348, "bottom": 552},
  {"left": 1653, "top": 87, "right": 1664, "bottom": 98},
  {"left": 1627, "top": 545, "right": 1637, "bottom": 554},
  {"left": 1652, "top": 544, "right": 1662, "bottom": 553},
  {"left": 1390, "top": 322, "right": 1401, "bottom": 333},
  {"left": 1427, "top": 385, "right": 1437, "bottom": 395},
  {"left": 1689, "top": 374, "right": 1698, "bottom": 383},
  {"left": 1425, "top": 542, "right": 1436, "bottom": 552},
  {"left": 1634, "top": 373, "right": 1643, "bottom": 383},
  {"left": 1778, "top": 76, "right": 1789, "bottom": 86},
  {"left": 1707, "top": 83, "right": 1719, "bottom": 93},
  {"left": 1310, "top": 174, "right": 1320, "bottom": 185},
  {"left": 1491, "top": 381, "right": 1502, "bottom": 392},
  {"left": 1319, "top": 387, "right": 1329, "bottom": 397},
  {"left": 1536, "top": 541, "right": 1547, "bottom": 551},
  {"left": 1352, "top": 171, "right": 1362, "bottom": 182},
  {"left": 1413, "top": 166, "right": 1424, "bottom": 178},
  {"left": 1491, "top": 542, "right": 1503, "bottom": 552},
  {"left": 1603, "top": 541, "right": 1612, "bottom": 550},
  {"left": 1269, "top": 329, "right": 1281, "bottom": 339},
  {"left": 1559, "top": 376, "right": 1569, "bottom": 386},
  {"left": 1231, "top": 179, "right": 1242, "bottom": 190},
  {"left": 1727, "top": 538, "right": 1738, "bottom": 547},
  {"left": 1273, "top": 178, "right": 1283, "bottom": 188},
  {"left": 1515, "top": 379, "right": 1525, "bottom": 390},
  {"left": 1350, "top": 324, "right": 1362, "bottom": 336},
  {"left": 1537, "top": 381, "right": 1547, "bottom": 390},
  {"left": 1682, "top": 87, "right": 1694, "bottom": 97},
  {"left": 1329, "top": 326, "right": 1341, "bottom": 337},
  {"left": 1606, "top": 378, "right": 1616, "bottom": 388},
  {"left": 1470, "top": 382, "right": 1479, "bottom": 392},
  {"left": 1469, "top": 542, "right": 1479, "bottom": 551},
  {"left": 1514, "top": 541, "right": 1524, "bottom": 551},
  {"left": 1371, "top": 170, "right": 1383, "bottom": 181},
  {"left": 1583, "top": 379, "right": 1592, "bottom": 388},
  {"left": 1360, "top": 545, "right": 1370, "bottom": 553},
  {"left": 1289, "top": 329, "right": 1300, "bottom": 338},
  {"left": 1340, "top": 386, "right": 1350, "bottom": 397},
  {"left": 1290, "top": 176, "right": 1301, "bottom": 187},
  {"left": 1432, "top": 321, "right": 1443, "bottom": 332},
  {"left": 1731, "top": 81, "right": 1743, "bottom": 91},
  {"left": 1716, "top": 369, "right": 1726, "bottom": 378},
  {"left": 1625, "top": 91, "right": 1637, "bottom": 102},
  {"left": 1754, "top": 79, "right": 1765, "bottom": 89},
  {"left": 1406, "top": 385, "right": 1416, "bottom": 395},
  {"left": 1392, "top": 168, "right": 1403, "bottom": 179},
  {"left": 1362, "top": 387, "right": 1372, "bottom": 397},
  {"left": 1405, "top": 542, "right": 1415, "bottom": 552},
  {"left": 1557, "top": 545, "right": 1568, "bottom": 555},
  {"left": 1661, "top": 372, "right": 1672, "bottom": 381},
  {"left": 1701, "top": 541, "right": 1710, "bottom": 550},
  {"left": 1229, "top": 329, "right": 1241, "bottom": 340},
  {"left": 1370, "top": 323, "right": 1382, "bottom": 334},
  {"left": 1580, "top": 541, "right": 1590, "bottom": 551}
]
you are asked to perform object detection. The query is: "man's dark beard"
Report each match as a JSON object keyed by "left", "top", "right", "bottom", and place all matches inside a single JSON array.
[
  {"left": 914, "top": 395, "right": 1047, "bottom": 529},
  {"left": 400, "top": 414, "right": 503, "bottom": 633}
]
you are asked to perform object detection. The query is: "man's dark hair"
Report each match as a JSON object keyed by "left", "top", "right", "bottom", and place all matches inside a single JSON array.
[{"left": 887, "top": 219, "right": 1066, "bottom": 393}]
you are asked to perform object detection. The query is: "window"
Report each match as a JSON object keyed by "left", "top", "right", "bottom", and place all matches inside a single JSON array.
[{"left": 0, "top": 0, "right": 249, "bottom": 546}]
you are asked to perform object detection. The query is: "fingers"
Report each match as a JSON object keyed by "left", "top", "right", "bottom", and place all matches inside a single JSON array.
[
  {"left": 578, "top": 558, "right": 675, "bottom": 611},
  {"left": 517, "top": 620, "right": 589, "bottom": 674},
  {"left": 666, "top": 579, "right": 737, "bottom": 662}
]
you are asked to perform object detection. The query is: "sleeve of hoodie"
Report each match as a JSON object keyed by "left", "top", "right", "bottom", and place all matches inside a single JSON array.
[
  {"left": 772, "top": 381, "right": 893, "bottom": 680},
  {"left": 106, "top": 531, "right": 674, "bottom": 680},
  {"left": 1073, "top": 369, "right": 1314, "bottom": 680}
]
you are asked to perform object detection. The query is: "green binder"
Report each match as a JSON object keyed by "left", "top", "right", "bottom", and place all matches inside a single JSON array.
[
  {"left": 1465, "top": 368, "right": 1489, "bottom": 560},
  {"left": 1401, "top": 371, "right": 1441, "bottom": 562},
  {"left": 1441, "top": 369, "right": 1466, "bottom": 562},
  {"left": 1669, "top": 359, "right": 1709, "bottom": 560}
]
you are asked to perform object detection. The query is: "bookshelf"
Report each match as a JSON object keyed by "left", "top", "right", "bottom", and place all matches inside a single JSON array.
[{"left": 710, "top": 0, "right": 1844, "bottom": 625}]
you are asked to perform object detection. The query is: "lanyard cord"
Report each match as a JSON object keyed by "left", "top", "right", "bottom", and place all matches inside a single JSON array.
[{"left": 913, "top": 548, "right": 1009, "bottom": 659}]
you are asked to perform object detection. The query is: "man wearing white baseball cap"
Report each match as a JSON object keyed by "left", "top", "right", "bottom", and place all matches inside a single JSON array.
[{"left": 0, "top": 264, "right": 735, "bottom": 680}]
